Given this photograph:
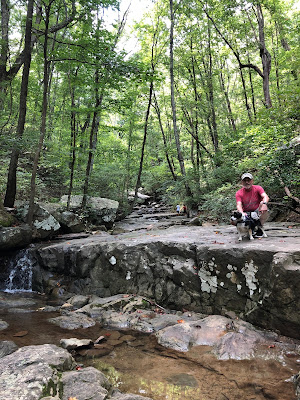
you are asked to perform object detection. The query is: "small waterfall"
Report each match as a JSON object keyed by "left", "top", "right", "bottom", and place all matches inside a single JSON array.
[{"left": 4, "top": 249, "right": 33, "bottom": 293}]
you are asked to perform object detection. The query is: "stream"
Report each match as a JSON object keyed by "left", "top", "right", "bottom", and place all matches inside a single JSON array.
[
  {"left": 0, "top": 223, "right": 300, "bottom": 399},
  {"left": 0, "top": 288, "right": 299, "bottom": 400}
]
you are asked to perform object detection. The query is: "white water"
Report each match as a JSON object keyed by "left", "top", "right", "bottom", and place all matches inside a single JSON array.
[{"left": 4, "top": 249, "right": 33, "bottom": 293}]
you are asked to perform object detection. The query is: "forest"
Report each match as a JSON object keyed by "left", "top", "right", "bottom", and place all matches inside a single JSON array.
[{"left": 0, "top": 0, "right": 299, "bottom": 222}]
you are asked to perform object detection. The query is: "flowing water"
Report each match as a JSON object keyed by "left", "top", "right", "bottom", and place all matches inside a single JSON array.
[
  {"left": 0, "top": 249, "right": 33, "bottom": 292},
  {"left": 0, "top": 251, "right": 299, "bottom": 399}
]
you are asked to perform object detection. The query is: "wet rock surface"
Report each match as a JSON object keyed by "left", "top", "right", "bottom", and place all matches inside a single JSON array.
[
  {"left": 1, "top": 211, "right": 300, "bottom": 399},
  {"left": 32, "top": 219, "right": 300, "bottom": 339},
  {"left": 0, "top": 291, "right": 299, "bottom": 399}
]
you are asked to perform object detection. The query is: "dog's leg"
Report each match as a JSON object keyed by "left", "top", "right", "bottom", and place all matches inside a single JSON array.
[
  {"left": 248, "top": 229, "right": 254, "bottom": 240},
  {"left": 261, "top": 227, "right": 268, "bottom": 238},
  {"left": 237, "top": 226, "right": 243, "bottom": 241}
]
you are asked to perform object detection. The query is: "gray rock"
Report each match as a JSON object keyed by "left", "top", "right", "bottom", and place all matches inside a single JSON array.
[
  {"left": 155, "top": 315, "right": 278, "bottom": 359},
  {"left": 0, "top": 341, "right": 18, "bottom": 358},
  {"left": 49, "top": 312, "right": 96, "bottom": 329},
  {"left": 60, "top": 338, "right": 93, "bottom": 350},
  {"left": 16, "top": 203, "right": 60, "bottom": 240},
  {"left": 54, "top": 211, "right": 85, "bottom": 233},
  {"left": 0, "top": 344, "right": 75, "bottom": 400},
  {"left": 0, "top": 342, "right": 154, "bottom": 400},
  {"left": 0, "top": 224, "right": 32, "bottom": 250},
  {"left": 61, "top": 367, "right": 110, "bottom": 400},
  {"left": 293, "top": 372, "right": 300, "bottom": 400},
  {"left": 0, "top": 297, "right": 37, "bottom": 308},
  {"left": 32, "top": 223, "right": 300, "bottom": 339},
  {"left": 0, "top": 320, "right": 9, "bottom": 330},
  {"left": 60, "top": 195, "right": 119, "bottom": 228},
  {"left": 110, "top": 392, "right": 153, "bottom": 400},
  {"left": 68, "top": 294, "right": 90, "bottom": 309},
  {"left": 188, "top": 217, "right": 202, "bottom": 226}
]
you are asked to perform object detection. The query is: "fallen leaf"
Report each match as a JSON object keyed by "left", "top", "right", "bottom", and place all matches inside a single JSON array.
[
  {"left": 13, "top": 331, "right": 28, "bottom": 337},
  {"left": 177, "top": 319, "right": 185, "bottom": 323}
]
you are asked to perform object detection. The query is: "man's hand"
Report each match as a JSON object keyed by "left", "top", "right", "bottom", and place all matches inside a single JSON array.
[{"left": 259, "top": 202, "right": 268, "bottom": 214}]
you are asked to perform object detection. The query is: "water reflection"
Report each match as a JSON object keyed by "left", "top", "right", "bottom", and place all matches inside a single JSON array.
[
  {"left": 92, "top": 361, "right": 205, "bottom": 400},
  {"left": 0, "top": 292, "right": 298, "bottom": 400}
]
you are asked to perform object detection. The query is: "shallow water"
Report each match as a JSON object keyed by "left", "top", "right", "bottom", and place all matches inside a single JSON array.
[{"left": 0, "top": 291, "right": 299, "bottom": 400}]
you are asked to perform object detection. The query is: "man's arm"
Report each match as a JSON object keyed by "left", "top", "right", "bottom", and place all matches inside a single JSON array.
[
  {"left": 236, "top": 200, "right": 244, "bottom": 214},
  {"left": 260, "top": 192, "right": 269, "bottom": 203},
  {"left": 259, "top": 192, "right": 269, "bottom": 213}
]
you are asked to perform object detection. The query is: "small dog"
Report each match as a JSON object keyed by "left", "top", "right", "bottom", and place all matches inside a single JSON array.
[{"left": 231, "top": 211, "right": 267, "bottom": 241}]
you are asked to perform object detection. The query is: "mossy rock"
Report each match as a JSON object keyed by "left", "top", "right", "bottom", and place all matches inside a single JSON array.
[{"left": 0, "top": 205, "right": 15, "bottom": 227}]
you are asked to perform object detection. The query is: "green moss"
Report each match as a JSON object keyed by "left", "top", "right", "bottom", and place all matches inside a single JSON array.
[
  {"left": 0, "top": 207, "right": 15, "bottom": 227},
  {"left": 41, "top": 379, "right": 58, "bottom": 398}
]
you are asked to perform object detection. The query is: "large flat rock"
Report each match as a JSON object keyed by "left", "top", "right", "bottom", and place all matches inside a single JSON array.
[{"left": 32, "top": 222, "right": 300, "bottom": 339}]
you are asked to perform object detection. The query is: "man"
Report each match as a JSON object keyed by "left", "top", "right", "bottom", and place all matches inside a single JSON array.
[{"left": 235, "top": 172, "right": 269, "bottom": 229}]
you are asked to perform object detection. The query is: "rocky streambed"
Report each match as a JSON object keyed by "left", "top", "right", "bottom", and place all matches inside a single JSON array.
[
  {"left": 1, "top": 214, "right": 300, "bottom": 399},
  {"left": 0, "top": 291, "right": 300, "bottom": 400}
]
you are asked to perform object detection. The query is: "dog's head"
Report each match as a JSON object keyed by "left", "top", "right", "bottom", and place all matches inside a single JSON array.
[{"left": 231, "top": 211, "right": 243, "bottom": 222}]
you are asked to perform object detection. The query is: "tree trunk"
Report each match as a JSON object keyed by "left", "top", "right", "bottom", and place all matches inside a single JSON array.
[
  {"left": 0, "top": 0, "right": 9, "bottom": 85},
  {"left": 3, "top": 0, "right": 34, "bottom": 207},
  {"left": 247, "top": 53, "right": 257, "bottom": 119},
  {"left": 132, "top": 79, "right": 154, "bottom": 208},
  {"left": 257, "top": 4, "right": 272, "bottom": 108},
  {"left": 152, "top": 92, "right": 177, "bottom": 181},
  {"left": 82, "top": 68, "right": 102, "bottom": 209},
  {"left": 169, "top": 0, "right": 192, "bottom": 198},
  {"left": 219, "top": 63, "right": 236, "bottom": 133},
  {"left": 239, "top": 68, "right": 252, "bottom": 124},
  {"left": 207, "top": 19, "right": 218, "bottom": 151},
  {"left": 27, "top": 3, "right": 50, "bottom": 225},
  {"left": 67, "top": 69, "right": 78, "bottom": 210}
]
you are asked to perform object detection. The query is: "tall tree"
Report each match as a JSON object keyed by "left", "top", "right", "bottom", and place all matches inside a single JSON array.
[
  {"left": 169, "top": 0, "right": 192, "bottom": 198},
  {"left": 201, "top": 0, "right": 273, "bottom": 108},
  {"left": 4, "top": 0, "right": 34, "bottom": 207}
]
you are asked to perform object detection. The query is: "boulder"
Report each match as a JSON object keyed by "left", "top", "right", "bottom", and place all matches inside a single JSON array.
[
  {"left": 48, "top": 312, "right": 96, "bottom": 329},
  {"left": 0, "top": 341, "right": 18, "bottom": 358},
  {"left": 60, "top": 338, "right": 93, "bottom": 350},
  {"left": 128, "top": 191, "right": 151, "bottom": 205},
  {"left": 60, "top": 195, "right": 119, "bottom": 228},
  {"left": 294, "top": 372, "right": 300, "bottom": 400},
  {"left": 67, "top": 295, "right": 90, "bottom": 309},
  {"left": 188, "top": 217, "right": 202, "bottom": 226},
  {"left": 53, "top": 210, "right": 85, "bottom": 233},
  {"left": 0, "top": 344, "right": 75, "bottom": 400},
  {"left": 155, "top": 315, "right": 277, "bottom": 358},
  {"left": 0, "top": 204, "right": 16, "bottom": 227},
  {"left": 15, "top": 203, "right": 60, "bottom": 240},
  {"left": 61, "top": 367, "right": 110, "bottom": 400},
  {"left": 0, "top": 224, "right": 32, "bottom": 250},
  {"left": 32, "top": 223, "right": 300, "bottom": 339},
  {"left": 0, "top": 342, "right": 154, "bottom": 400}
]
